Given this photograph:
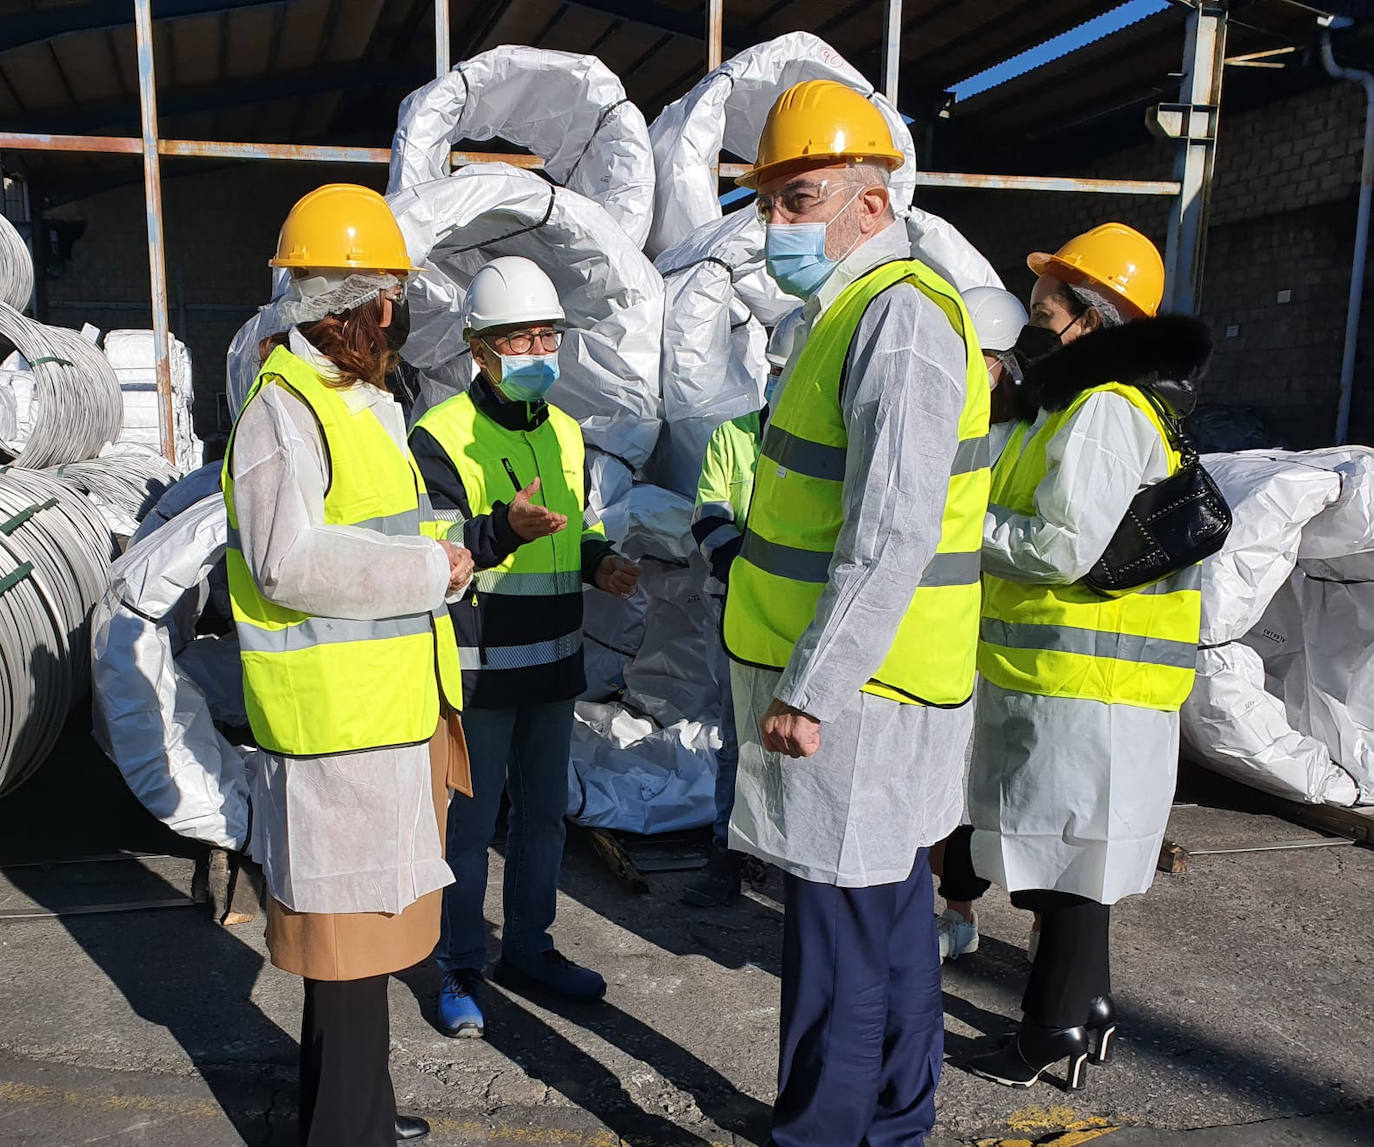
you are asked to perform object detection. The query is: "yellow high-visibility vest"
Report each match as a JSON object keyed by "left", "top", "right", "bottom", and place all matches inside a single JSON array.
[
  {"left": 979, "top": 382, "right": 1202, "bottom": 711},
  {"left": 222, "top": 345, "right": 462, "bottom": 757},
  {"left": 412, "top": 389, "right": 605, "bottom": 677},
  {"left": 724, "top": 258, "right": 991, "bottom": 706}
]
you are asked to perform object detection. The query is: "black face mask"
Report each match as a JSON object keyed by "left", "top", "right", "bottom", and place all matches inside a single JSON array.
[
  {"left": 384, "top": 297, "right": 411, "bottom": 354},
  {"left": 1011, "top": 321, "right": 1065, "bottom": 369}
]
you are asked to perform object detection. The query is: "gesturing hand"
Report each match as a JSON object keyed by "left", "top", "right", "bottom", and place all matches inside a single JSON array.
[
  {"left": 439, "top": 540, "right": 474, "bottom": 594},
  {"left": 507, "top": 478, "right": 568, "bottom": 542},
  {"left": 760, "top": 698, "right": 822, "bottom": 758},
  {"left": 594, "top": 553, "right": 640, "bottom": 599}
]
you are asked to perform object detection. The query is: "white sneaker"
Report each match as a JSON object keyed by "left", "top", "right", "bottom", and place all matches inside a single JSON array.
[{"left": 937, "top": 908, "right": 979, "bottom": 961}]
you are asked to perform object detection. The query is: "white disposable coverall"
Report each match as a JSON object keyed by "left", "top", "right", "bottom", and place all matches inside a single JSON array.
[
  {"left": 232, "top": 329, "right": 458, "bottom": 915},
  {"left": 728, "top": 222, "right": 973, "bottom": 888},
  {"left": 968, "top": 388, "right": 1180, "bottom": 906}
]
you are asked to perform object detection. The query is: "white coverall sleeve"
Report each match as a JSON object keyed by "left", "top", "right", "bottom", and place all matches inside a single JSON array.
[
  {"left": 774, "top": 286, "right": 967, "bottom": 724},
  {"left": 981, "top": 391, "right": 1163, "bottom": 584},
  {"left": 230, "top": 383, "right": 452, "bottom": 620}
]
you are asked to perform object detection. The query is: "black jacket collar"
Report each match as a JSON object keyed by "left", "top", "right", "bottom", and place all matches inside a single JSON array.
[
  {"left": 471, "top": 374, "right": 549, "bottom": 432},
  {"left": 1017, "top": 314, "right": 1213, "bottom": 422}
]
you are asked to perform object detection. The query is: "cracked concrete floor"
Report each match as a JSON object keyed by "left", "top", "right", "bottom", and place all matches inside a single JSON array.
[{"left": 1, "top": 727, "right": 1373, "bottom": 1146}]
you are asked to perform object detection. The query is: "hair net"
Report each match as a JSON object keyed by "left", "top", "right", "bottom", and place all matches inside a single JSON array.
[
  {"left": 273, "top": 272, "right": 400, "bottom": 326},
  {"left": 1068, "top": 282, "right": 1125, "bottom": 329}
]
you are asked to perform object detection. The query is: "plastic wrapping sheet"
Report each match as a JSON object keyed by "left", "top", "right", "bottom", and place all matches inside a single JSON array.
[
  {"left": 90, "top": 494, "right": 254, "bottom": 850},
  {"left": 132, "top": 460, "right": 223, "bottom": 544},
  {"left": 388, "top": 164, "right": 664, "bottom": 467},
  {"left": 389, "top": 46, "right": 654, "bottom": 249},
  {"left": 646, "top": 31, "right": 918, "bottom": 257},
  {"left": 567, "top": 701, "right": 718, "bottom": 833},
  {"left": 1181, "top": 451, "right": 1360, "bottom": 805}
]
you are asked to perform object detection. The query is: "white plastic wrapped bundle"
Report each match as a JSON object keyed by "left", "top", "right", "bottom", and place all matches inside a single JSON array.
[
  {"left": 646, "top": 31, "right": 919, "bottom": 258},
  {"left": 389, "top": 46, "right": 655, "bottom": 249},
  {"left": 1182, "top": 451, "right": 1359, "bottom": 805},
  {"left": 104, "top": 329, "right": 202, "bottom": 469},
  {"left": 388, "top": 164, "right": 664, "bottom": 466},
  {"left": 0, "top": 212, "right": 33, "bottom": 314},
  {"left": 90, "top": 494, "right": 253, "bottom": 849},
  {"left": 0, "top": 311, "right": 122, "bottom": 468}
]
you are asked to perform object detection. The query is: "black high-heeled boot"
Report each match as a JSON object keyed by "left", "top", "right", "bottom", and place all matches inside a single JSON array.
[
  {"left": 1085, "top": 994, "right": 1117, "bottom": 1065},
  {"left": 966, "top": 1022, "right": 1090, "bottom": 1091}
]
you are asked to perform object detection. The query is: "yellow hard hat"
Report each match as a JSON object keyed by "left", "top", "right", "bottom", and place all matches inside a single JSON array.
[
  {"left": 737, "top": 80, "right": 905, "bottom": 189},
  {"left": 269, "top": 183, "right": 418, "bottom": 272},
  {"left": 1027, "top": 223, "right": 1165, "bottom": 320}
]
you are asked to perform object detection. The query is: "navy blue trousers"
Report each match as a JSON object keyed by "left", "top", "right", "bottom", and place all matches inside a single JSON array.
[{"left": 772, "top": 849, "right": 943, "bottom": 1147}]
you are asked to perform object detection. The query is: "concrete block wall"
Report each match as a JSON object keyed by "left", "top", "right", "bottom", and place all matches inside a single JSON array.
[
  {"left": 934, "top": 78, "right": 1372, "bottom": 448},
  {"left": 37, "top": 161, "right": 385, "bottom": 453}
]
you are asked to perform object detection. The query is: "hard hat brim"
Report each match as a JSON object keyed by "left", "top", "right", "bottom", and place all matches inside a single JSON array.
[
  {"left": 268, "top": 256, "right": 424, "bottom": 274},
  {"left": 1025, "top": 252, "right": 1151, "bottom": 321},
  {"left": 736, "top": 150, "right": 904, "bottom": 190}
]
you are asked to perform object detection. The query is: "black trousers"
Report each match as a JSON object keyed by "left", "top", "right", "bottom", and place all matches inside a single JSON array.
[
  {"left": 1010, "top": 889, "right": 1111, "bottom": 1029},
  {"left": 936, "top": 825, "right": 992, "bottom": 903},
  {"left": 300, "top": 975, "right": 395, "bottom": 1147}
]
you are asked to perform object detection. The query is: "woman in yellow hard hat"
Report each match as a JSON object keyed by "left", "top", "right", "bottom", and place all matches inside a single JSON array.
[
  {"left": 965, "top": 223, "right": 1213, "bottom": 1090},
  {"left": 222, "top": 183, "right": 470, "bottom": 1145}
]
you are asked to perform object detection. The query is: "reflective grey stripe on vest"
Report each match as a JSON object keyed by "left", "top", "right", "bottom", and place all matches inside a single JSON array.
[
  {"left": 458, "top": 632, "right": 583, "bottom": 671},
  {"left": 761, "top": 426, "right": 847, "bottom": 482},
  {"left": 472, "top": 569, "right": 583, "bottom": 596},
  {"left": 227, "top": 507, "right": 420, "bottom": 553},
  {"left": 742, "top": 534, "right": 980, "bottom": 588},
  {"left": 980, "top": 619, "right": 1198, "bottom": 670},
  {"left": 237, "top": 611, "right": 434, "bottom": 654},
  {"left": 950, "top": 436, "right": 990, "bottom": 477}
]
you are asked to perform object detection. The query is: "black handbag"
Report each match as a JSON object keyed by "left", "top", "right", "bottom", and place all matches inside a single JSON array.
[{"left": 1082, "top": 391, "right": 1232, "bottom": 595}]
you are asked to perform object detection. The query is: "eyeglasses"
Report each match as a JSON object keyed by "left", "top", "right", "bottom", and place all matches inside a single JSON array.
[
  {"left": 484, "top": 328, "right": 562, "bottom": 355},
  {"left": 754, "top": 179, "right": 844, "bottom": 224}
]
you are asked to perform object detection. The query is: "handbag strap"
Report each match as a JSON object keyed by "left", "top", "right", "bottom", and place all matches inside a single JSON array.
[{"left": 1137, "top": 385, "right": 1199, "bottom": 466}]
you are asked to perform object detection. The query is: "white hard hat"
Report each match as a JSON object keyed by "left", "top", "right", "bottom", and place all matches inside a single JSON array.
[
  {"left": 766, "top": 307, "right": 806, "bottom": 369},
  {"left": 463, "top": 255, "right": 564, "bottom": 337},
  {"left": 963, "top": 286, "right": 1028, "bottom": 354}
]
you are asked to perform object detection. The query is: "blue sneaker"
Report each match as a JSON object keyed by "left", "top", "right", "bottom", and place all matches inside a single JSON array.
[
  {"left": 437, "top": 969, "right": 485, "bottom": 1038},
  {"left": 493, "top": 949, "right": 606, "bottom": 1002}
]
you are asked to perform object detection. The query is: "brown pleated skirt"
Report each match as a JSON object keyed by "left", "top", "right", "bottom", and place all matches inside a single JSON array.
[{"left": 265, "top": 723, "right": 454, "bottom": 981}]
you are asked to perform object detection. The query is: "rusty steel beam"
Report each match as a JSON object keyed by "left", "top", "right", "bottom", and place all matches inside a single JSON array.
[
  {"left": 706, "top": 0, "right": 723, "bottom": 72},
  {"left": 0, "top": 131, "right": 545, "bottom": 169},
  {"left": 908, "top": 171, "right": 1181, "bottom": 195},
  {"left": 134, "top": 0, "right": 176, "bottom": 467}
]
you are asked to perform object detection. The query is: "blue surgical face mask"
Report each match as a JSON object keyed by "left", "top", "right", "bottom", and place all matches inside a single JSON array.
[
  {"left": 496, "top": 352, "right": 559, "bottom": 402},
  {"left": 764, "top": 368, "right": 783, "bottom": 404},
  {"left": 763, "top": 189, "right": 864, "bottom": 299}
]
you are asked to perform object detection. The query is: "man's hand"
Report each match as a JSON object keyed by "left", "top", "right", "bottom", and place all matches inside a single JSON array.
[
  {"left": 439, "top": 540, "right": 474, "bottom": 594},
  {"left": 508, "top": 478, "right": 568, "bottom": 541},
  {"left": 760, "top": 698, "right": 822, "bottom": 758},
  {"left": 594, "top": 553, "right": 640, "bottom": 598}
]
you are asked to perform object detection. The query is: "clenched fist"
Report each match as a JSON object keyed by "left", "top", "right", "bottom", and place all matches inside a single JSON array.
[
  {"left": 439, "top": 540, "right": 474, "bottom": 594},
  {"left": 594, "top": 553, "right": 640, "bottom": 599},
  {"left": 760, "top": 698, "right": 822, "bottom": 759}
]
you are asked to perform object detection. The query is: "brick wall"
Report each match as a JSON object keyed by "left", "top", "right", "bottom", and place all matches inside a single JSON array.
[
  {"left": 933, "top": 78, "right": 1373, "bottom": 448},
  {"left": 38, "top": 161, "right": 385, "bottom": 448}
]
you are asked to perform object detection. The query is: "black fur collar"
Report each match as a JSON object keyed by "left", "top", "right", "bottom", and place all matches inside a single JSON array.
[{"left": 1019, "top": 314, "right": 1213, "bottom": 420}]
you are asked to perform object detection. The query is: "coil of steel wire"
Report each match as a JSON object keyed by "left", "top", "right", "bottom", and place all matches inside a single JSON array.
[
  {"left": 49, "top": 451, "right": 181, "bottom": 541},
  {"left": 0, "top": 466, "right": 113, "bottom": 796},
  {"left": 0, "top": 211, "right": 33, "bottom": 314},
  {"left": 0, "top": 303, "right": 122, "bottom": 468}
]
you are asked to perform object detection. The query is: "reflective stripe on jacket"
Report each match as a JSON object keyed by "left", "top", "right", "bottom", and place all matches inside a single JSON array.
[
  {"left": 978, "top": 382, "right": 1202, "bottom": 711},
  {"left": 222, "top": 344, "right": 462, "bottom": 757},
  {"left": 693, "top": 409, "right": 763, "bottom": 596},
  {"left": 724, "top": 258, "right": 991, "bottom": 707}
]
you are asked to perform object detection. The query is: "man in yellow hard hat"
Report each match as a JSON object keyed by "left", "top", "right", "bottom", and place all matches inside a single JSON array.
[
  {"left": 722, "top": 80, "right": 991, "bottom": 1145},
  {"left": 965, "top": 224, "right": 1211, "bottom": 1090}
]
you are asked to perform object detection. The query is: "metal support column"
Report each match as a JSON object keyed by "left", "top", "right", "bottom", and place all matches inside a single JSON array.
[
  {"left": 435, "top": 0, "right": 449, "bottom": 78},
  {"left": 706, "top": 0, "right": 723, "bottom": 73},
  {"left": 133, "top": 0, "right": 176, "bottom": 466},
  {"left": 882, "top": 0, "right": 903, "bottom": 106},
  {"left": 1153, "top": 2, "right": 1227, "bottom": 315}
]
